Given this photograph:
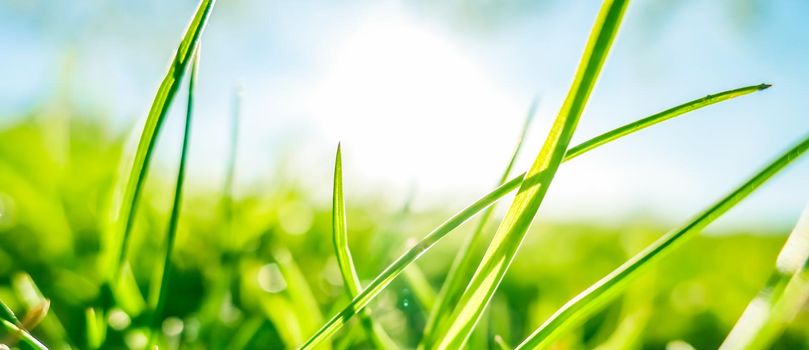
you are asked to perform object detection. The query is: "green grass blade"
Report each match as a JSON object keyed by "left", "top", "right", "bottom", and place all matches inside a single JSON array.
[
  {"left": 298, "top": 81, "right": 764, "bottom": 349},
  {"left": 430, "top": 1, "right": 629, "bottom": 347},
  {"left": 494, "top": 335, "right": 511, "bottom": 350},
  {"left": 148, "top": 47, "right": 199, "bottom": 346},
  {"left": 0, "top": 298, "right": 20, "bottom": 325},
  {"left": 271, "top": 247, "right": 328, "bottom": 343},
  {"left": 0, "top": 319, "right": 49, "bottom": 350},
  {"left": 11, "top": 274, "right": 68, "bottom": 346},
  {"left": 565, "top": 83, "right": 770, "bottom": 160},
  {"left": 333, "top": 144, "right": 361, "bottom": 297},
  {"left": 422, "top": 98, "right": 538, "bottom": 345},
  {"left": 222, "top": 88, "right": 241, "bottom": 249},
  {"left": 84, "top": 308, "right": 105, "bottom": 350},
  {"left": 111, "top": 0, "right": 215, "bottom": 281},
  {"left": 332, "top": 144, "right": 396, "bottom": 349},
  {"left": 516, "top": 133, "right": 809, "bottom": 349},
  {"left": 720, "top": 204, "right": 809, "bottom": 350},
  {"left": 403, "top": 265, "right": 437, "bottom": 311}
]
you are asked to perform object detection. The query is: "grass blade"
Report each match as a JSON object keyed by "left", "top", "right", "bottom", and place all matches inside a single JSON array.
[
  {"left": 222, "top": 87, "right": 241, "bottom": 249},
  {"left": 297, "top": 82, "right": 765, "bottom": 349},
  {"left": 720, "top": 203, "right": 809, "bottom": 350},
  {"left": 429, "top": 0, "right": 629, "bottom": 347},
  {"left": 111, "top": 0, "right": 215, "bottom": 281},
  {"left": 271, "top": 247, "right": 329, "bottom": 342},
  {"left": 0, "top": 298, "right": 21, "bottom": 325},
  {"left": 148, "top": 47, "right": 199, "bottom": 346},
  {"left": 0, "top": 297, "right": 48, "bottom": 350},
  {"left": 565, "top": 83, "right": 770, "bottom": 160},
  {"left": 403, "top": 265, "right": 437, "bottom": 311},
  {"left": 516, "top": 133, "right": 809, "bottom": 349},
  {"left": 11, "top": 274, "right": 67, "bottom": 346},
  {"left": 332, "top": 144, "right": 396, "bottom": 349},
  {"left": 0, "top": 319, "right": 49, "bottom": 350},
  {"left": 422, "top": 98, "right": 538, "bottom": 345},
  {"left": 494, "top": 334, "right": 511, "bottom": 350}
]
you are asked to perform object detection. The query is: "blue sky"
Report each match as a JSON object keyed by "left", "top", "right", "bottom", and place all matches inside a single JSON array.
[{"left": 1, "top": 0, "right": 808, "bottom": 231}]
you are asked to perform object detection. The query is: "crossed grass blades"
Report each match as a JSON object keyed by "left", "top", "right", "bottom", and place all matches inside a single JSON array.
[{"left": 3, "top": 0, "right": 809, "bottom": 348}]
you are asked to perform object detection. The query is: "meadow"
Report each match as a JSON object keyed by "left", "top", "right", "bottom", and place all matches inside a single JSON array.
[{"left": 1, "top": 0, "right": 809, "bottom": 349}]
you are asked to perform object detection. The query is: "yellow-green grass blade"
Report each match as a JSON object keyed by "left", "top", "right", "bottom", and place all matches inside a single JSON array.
[
  {"left": 148, "top": 47, "right": 199, "bottom": 347},
  {"left": 297, "top": 81, "right": 766, "bottom": 349},
  {"left": 0, "top": 319, "right": 49, "bottom": 350},
  {"left": 0, "top": 298, "right": 20, "bottom": 326},
  {"left": 422, "top": 98, "right": 538, "bottom": 346},
  {"left": 271, "top": 246, "right": 330, "bottom": 348},
  {"left": 720, "top": 203, "right": 809, "bottom": 350},
  {"left": 111, "top": 0, "right": 215, "bottom": 281},
  {"left": 84, "top": 307, "right": 105, "bottom": 350},
  {"left": 516, "top": 133, "right": 809, "bottom": 349},
  {"left": 431, "top": 1, "right": 630, "bottom": 348},
  {"left": 494, "top": 335, "right": 511, "bottom": 350},
  {"left": 11, "top": 273, "right": 68, "bottom": 346},
  {"left": 403, "top": 265, "right": 437, "bottom": 311},
  {"left": 332, "top": 144, "right": 397, "bottom": 349},
  {"left": 565, "top": 83, "right": 770, "bottom": 160}
]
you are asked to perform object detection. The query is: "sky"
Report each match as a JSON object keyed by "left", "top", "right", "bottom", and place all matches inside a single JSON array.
[{"left": 1, "top": 0, "right": 808, "bottom": 231}]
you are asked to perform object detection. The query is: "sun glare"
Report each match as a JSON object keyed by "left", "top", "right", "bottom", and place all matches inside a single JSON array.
[{"left": 308, "top": 7, "right": 524, "bottom": 194}]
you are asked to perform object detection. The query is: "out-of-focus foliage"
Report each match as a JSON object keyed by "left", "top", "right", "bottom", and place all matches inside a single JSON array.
[{"left": 0, "top": 111, "right": 807, "bottom": 349}]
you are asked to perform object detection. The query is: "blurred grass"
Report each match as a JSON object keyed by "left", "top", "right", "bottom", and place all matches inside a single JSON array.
[{"left": 0, "top": 110, "right": 807, "bottom": 349}]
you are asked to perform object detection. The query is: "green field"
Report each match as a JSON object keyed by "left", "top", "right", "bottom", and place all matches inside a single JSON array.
[{"left": 1, "top": 0, "right": 809, "bottom": 349}]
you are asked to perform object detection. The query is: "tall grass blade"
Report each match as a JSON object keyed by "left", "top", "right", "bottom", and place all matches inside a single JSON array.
[
  {"left": 332, "top": 144, "right": 396, "bottom": 349},
  {"left": 298, "top": 82, "right": 765, "bottom": 349},
  {"left": 222, "top": 87, "right": 241, "bottom": 249},
  {"left": 430, "top": 1, "right": 629, "bottom": 347},
  {"left": 148, "top": 47, "right": 200, "bottom": 346},
  {"left": 111, "top": 0, "right": 215, "bottom": 281},
  {"left": 720, "top": 203, "right": 809, "bottom": 350},
  {"left": 516, "top": 133, "right": 809, "bottom": 349},
  {"left": 422, "top": 98, "right": 538, "bottom": 345}
]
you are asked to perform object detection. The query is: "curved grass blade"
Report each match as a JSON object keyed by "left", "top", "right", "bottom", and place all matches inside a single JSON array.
[
  {"left": 565, "top": 83, "right": 770, "bottom": 160},
  {"left": 429, "top": 1, "right": 630, "bottom": 347},
  {"left": 111, "top": 0, "right": 215, "bottom": 281},
  {"left": 516, "top": 133, "right": 809, "bottom": 349},
  {"left": 422, "top": 98, "right": 538, "bottom": 345},
  {"left": 332, "top": 144, "right": 397, "bottom": 349},
  {"left": 720, "top": 203, "right": 809, "bottom": 350},
  {"left": 147, "top": 47, "right": 200, "bottom": 347},
  {"left": 297, "top": 82, "right": 767, "bottom": 349}
]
